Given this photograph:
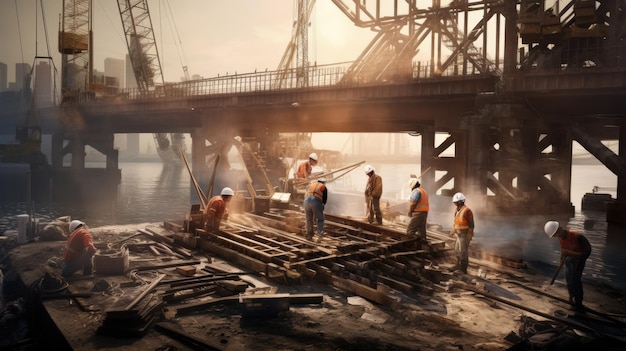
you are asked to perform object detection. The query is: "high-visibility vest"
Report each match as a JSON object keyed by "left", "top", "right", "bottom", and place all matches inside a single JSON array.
[
  {"left": 305, "top": 182, "right": 325, "bottom": 200},
  {"left": 296, "top": 161, "right": 311, "bottom": 178},
  {"left": 453, "top": 205, "right": 470, "bottom": 230},
  {"left": 558, "top": 230, "right": 591, "bottom": 258},
  {"left": 412, "top": 188, "right": 429, "bottom": 212}
]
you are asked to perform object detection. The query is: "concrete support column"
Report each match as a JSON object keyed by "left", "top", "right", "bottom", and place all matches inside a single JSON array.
[
  {"left": 503, "top": 0, "right": 518, "bottom": 74},
  {"left": 551, "top": 126, "right": 573, "bottom": 205},
  {"left": 466, "top": 115, "right": 489, "bottom": 209},
  {"left": 70, "top": 136, "right": 85, "bottom": 170},
  {"left": 106, "top": 148, "right": 119, "bottom": 170},
  {"left": 191, "top": 128, "right": 207, "bottom": 205},
  {"left": 51, "top": 132, "right": 65, "bottom": 168},
  {"left": 618, "top": 120, "right": 625, "bottom": 203},
  {"left": 420, "top": 126, "right": 435, "bottom": 192}
]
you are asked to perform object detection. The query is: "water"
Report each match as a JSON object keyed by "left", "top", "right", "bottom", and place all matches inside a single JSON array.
[{"left": 1, "top": 161, "right": 624, "bottom": 291}]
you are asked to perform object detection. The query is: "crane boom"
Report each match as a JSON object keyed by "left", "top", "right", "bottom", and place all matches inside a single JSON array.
[
  {"left": 117, "top": 0, "right": 185, "bottom": 163},
  {"left": 117, "top": 0, "right": 164, "bottom": 92}
]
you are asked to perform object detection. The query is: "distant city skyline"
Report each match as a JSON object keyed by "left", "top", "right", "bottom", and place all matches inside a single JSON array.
[{"left": 1, "top": 1, "right": 376, "bottom": 88}]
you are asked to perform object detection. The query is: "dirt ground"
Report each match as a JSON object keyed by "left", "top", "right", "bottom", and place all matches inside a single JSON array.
[{"left": 2, "top": 222, "right": 626, "bottom": 351}]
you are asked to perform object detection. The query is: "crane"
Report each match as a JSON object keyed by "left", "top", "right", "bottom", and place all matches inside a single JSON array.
[
  {"left": 274, "top": 0, "right": 315, "bottom": 89},
  {"left": 117, "top": 0, "right": 186, "bottom": 164}
]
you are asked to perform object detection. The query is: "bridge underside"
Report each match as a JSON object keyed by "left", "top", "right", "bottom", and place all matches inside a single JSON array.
[{"left": 44, "top": 80, "right": 625, "bottom": 222}]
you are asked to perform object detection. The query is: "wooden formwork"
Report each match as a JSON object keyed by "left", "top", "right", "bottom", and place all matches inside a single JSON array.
[{"left": 194, "top": 208, "right": 451, "bottom": 309}]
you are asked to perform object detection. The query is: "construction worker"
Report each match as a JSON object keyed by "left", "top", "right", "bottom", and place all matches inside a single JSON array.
[
  {"left": 406, "top": 177, "right": 429, "bottom": 241},
  {"left": 449, "top": 192, "right": 474, "bottom": 274},
  {"left": 364, "top": 165, "right": 383, "bottom": 225},
  {"left": 204, "top": 187, "right": 234, "bottom": 232},
  {"left": 61, "top": 220, "right": 97, "bottom": 277},
  {"left": 544, "top": 221, "right": 592, "bottom": 308},
  {"left": 296, "top": 153, "right": 318, "bottom": 179},
  {"left": 303, "top": 178, "right": 327, "bottom": 241}
]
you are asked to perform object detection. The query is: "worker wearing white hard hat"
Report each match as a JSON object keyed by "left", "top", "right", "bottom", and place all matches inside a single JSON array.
[
  {"left": 448, "top": 192, "right": 474, "bottom": 274},
  {"left": 204, "top": 187, "right": 235, "bottom": 232},
  {"left": 62, "top": 220, "right": 97, "bottom": 277},
  {"left": 296, "top": 152, "right": 319, "bottom": 179},
  {"left": 303, "top": 178, "right": 328, "bottom": 241},
  {"left": 406, "top": 177, "right": 429, "bottom": 241},
  {"left": 544, "top": 220, "right": 592, "bottom": 308},
  {"left": 364, "top": 165, "right": 383, "bottom": 225}
]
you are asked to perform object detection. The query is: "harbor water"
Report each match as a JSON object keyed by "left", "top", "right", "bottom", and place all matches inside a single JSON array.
[{"left": 0, "top": 160, "right": 624, "bottom": 291}]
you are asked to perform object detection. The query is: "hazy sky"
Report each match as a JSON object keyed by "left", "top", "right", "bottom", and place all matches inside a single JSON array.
[{"left": 0, "top": 0, "right": 375, "bottom": 84}]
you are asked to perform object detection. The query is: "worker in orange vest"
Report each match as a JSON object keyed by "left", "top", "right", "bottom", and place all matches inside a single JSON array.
[
  {"left": 303, "top": 178, "right": 327, "bottom": 241},
  {"left": 449, "top": 192, "right": 474, "bottom": 274},
  {"left": 62, "top": 220, "right": 97, "bottom": 277},
  {"left": 544, "top": 220, "right": 592, "bottom": 308},
  {"left": 204, "top": 187, "right": 234, "bottom": 232},
  {"left": 406, "top": 178, "right": 429, "bottom": 241},
  {"left": 296, "top": 153, "right": 318, "bottom": 179}
]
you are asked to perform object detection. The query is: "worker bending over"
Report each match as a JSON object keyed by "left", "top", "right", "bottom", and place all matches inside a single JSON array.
[
  {"left": 544, "top": 220, "right": 592, "bottom": 308},
  {"left": 62, "top": 220, "right": 97, "bottom": 277},
  {"left": 303, "top": 178, "right": 328, "bottom": 241},
  {"left": 204, "top": 187, "right": 234, "bottom": 232}
]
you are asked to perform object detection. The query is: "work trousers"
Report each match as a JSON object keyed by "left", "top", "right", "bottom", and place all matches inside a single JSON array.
[
  {"left": 564, "top": 255, "right": 587, "bottom": 306},
  {"left": 453, "top": 230, "right": 470, "bottom": 273},
  {"left": 407, "top": 211, "right": 428, "bottom": 240},
  {"left": 368, "top": 196, "right": 382, "bottom": 224},
  {"left": 61, "top": 250, "right": 95, "bottom": 277},
  {"left": 304, "top": 196, "right": 325, "bottom": 237}
]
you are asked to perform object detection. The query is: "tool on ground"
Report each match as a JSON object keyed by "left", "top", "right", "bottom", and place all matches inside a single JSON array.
[{"left": 550, "top": 255, "right": 566, "bottom": 285}]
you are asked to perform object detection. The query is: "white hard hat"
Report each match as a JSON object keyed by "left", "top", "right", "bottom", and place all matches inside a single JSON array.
[
  {"left": 69, "top": 220, "right": 85, "bottom": 232},
  {"left": 452, "top": 192, "right": 466, "bottom": 203},
  {"left": 364, "top": 165, "right": 374, "bottom": 174},
  {"left": 544, "top": 221, "right": 559, "bottom": 237},
  {"left": 221, "top": 187, "right": 234, "bottom": 196},
  {"left": 409, "top": 178, "right": 420, "bottom": 189},
  {"left": 309, "top": 153, "right": 318, "bottom": 161}
]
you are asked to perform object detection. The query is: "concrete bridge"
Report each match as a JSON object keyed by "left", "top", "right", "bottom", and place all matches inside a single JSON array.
[{"left": 13, "top": 1, "right": 626, "bottom": 222}]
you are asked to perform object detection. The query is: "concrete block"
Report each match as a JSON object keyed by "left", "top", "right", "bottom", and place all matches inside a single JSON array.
[{"left": 94, "top": 247, "right": 129, "bottom": 275}]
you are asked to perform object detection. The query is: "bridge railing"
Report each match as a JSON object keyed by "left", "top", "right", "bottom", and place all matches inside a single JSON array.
[{"left": 71, "top": 60, "right": 492, "bottom": 104}]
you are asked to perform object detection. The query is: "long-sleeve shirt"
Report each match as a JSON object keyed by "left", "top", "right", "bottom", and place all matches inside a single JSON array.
[
  {"left": 63, "top": 227, "right": 96, "bottom": 262},
  {"left": 205, "top": 195, "right": 228, "bottom": 229},
  {"left": 365, "top": 173, "right": 383, "bottom": 198},
  {"left": 558, "top": 230, "right": 591, "bottom": 258}
]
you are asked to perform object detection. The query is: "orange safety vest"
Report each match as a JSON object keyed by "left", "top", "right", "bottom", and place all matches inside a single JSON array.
[
  {"left": 453, "top": 205, "right": 470, "bottom": 230},
  {"left": 205, "top": 196, "right": 227, "bottom": 220},
  {"left": 558, "top": 230, "right": 591, "bottom": 258},
  {"left": 63, "top": 227, "right": 94, "bottom": 262},
  {"left": 305, "top": 182, "right": 325, "bottom": 200},
  {"left": 296, "top": 161, "right": 312, "bottom": 178},
  {"left": 412, "top": 188, "right": 429, "bottom": 213}
]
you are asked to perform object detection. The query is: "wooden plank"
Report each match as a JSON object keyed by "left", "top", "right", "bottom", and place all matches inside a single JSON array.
[
  {"left": 154, "top": 322, "right": 224, "bottom": 351},
  {"left": 330, "top": 275, "right": 400, "bottom": 311}
]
